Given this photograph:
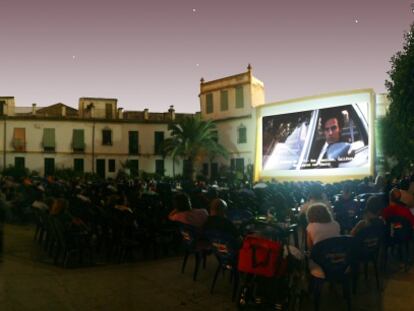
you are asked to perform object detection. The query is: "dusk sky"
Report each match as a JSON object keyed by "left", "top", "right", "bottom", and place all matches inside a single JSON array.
[{"left": 1, "top": 0, "right": 413, "bottom": 113}]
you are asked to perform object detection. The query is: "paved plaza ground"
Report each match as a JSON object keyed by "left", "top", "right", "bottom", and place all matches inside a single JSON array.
[{"left": 0, "top": 224, "right": 414, "bottom": 311}]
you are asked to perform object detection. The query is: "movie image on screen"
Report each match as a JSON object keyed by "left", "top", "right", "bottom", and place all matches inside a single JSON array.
[{"left": 262, "top": 103, "right": 369, "bottom": 171}]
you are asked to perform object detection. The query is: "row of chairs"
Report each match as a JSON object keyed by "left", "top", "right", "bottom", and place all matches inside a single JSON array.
[
  {"left": 176, "top": 213, "right": 411, "bottom": 311},
  {"left": 32, "top": 204, "right": 182, "bottom": 267},
  {"left": 177, "top": 221, "right": 301, "bottom": 309},
  {"left": 304, "top": 215, "right": 413, "bottom": 311}
]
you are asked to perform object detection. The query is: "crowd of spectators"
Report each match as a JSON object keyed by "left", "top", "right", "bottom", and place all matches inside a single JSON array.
[{"left": 0, "top": 171, "right": 413, "bottom": 265}]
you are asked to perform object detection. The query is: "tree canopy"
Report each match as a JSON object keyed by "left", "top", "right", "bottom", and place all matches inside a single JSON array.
[
  {"left": 382, "top": 22, "right": 414, "bottom": 172},
  {"left": 163, "top": 116, "right": 228, "bottom": 180}
]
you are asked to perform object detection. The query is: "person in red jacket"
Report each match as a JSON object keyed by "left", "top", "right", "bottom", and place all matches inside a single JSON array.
[{"left": 382, "top": 188, "right": 414, "bottom": 227}]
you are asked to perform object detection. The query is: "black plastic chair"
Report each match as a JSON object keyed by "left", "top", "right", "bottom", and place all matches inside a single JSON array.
[
  {"left": 204, "top": 230, "right": 240, "bottom": 301},
  {"left": 384, "top": 216, "right": 413, "bottom": 271},
  {"left": 178, "top": 223, "right": 210, "bottom": 281},
  {"left": 310, "top": 236, "right": 357, "bottom": 311},
  {"left": 226, "top": 209, "right": 254, "bottom": 229},
  {"left": 51, "top": 216, "right": 92, "bottom": 268},
  {"left": 353, "top": 222, "right": 385, "bottom": 292}
]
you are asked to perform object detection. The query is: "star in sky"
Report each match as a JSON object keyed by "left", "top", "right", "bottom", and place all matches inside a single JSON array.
[
  {"left": 355, "top": 19, "right": 359, "bottom": 24},
  {"left": 192, "top": 8, "right": 196, "bottom": 13}
]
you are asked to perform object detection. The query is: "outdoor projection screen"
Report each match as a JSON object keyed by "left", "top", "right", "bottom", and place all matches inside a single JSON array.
[{"left": 255, "top": 90, "right": 375, "bottom": 182}]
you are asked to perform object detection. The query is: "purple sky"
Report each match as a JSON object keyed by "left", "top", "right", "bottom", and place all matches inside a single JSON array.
[{"left": 1, "top": 0, "right": 413, "bottom": 113}]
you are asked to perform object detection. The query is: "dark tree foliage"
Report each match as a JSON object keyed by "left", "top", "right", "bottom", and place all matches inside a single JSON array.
[
  {"left": 163, "top": 116, "right": 228, "bottom": 180},
  {"left": 383, "top": 22, "right": 414, "bottom": 171}
]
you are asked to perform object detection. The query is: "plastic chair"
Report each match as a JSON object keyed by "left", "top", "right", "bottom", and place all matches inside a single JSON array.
[
  {"left": 204, "top": 229, "right": 241, "bottom": 301},
  {"left": 178, "top": 223, "right": 210, "bottom": 281},
  {"left": 384, "top": 216, "right": 413, "bottom": 271},
  {"left": 226, "top": 209, "right": 254, "bottom": 229},
  {"left": 51, "top": 216, "right": 92, "bottom": 268},
  {"left": 353, "top": 222, "right": 385, "bottom": 292},
  {"left": 310, "top": 236, "right": 357, "bottom": 311}
]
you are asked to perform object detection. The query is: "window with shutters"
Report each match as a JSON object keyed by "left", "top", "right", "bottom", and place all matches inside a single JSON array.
[
  {"left": 43, "top": 128, "right": 56, "bottom": 152},
  {"left": 72, "top": 129, "right": 85, "bottom": 152},
  {"left": 154, "top": 131, "right": 164, "bottom": 154},
  {"left": 102, "top": 129, "right": 112, "bottom": 145},
  {"left": 206, "top": 93, "right": 213, "bottom": 114},
  {"left": 237, "top": 125, "right": 247, "bottom": 144},
  {"left": 220, "top": 90, "right": 228, "bottom": 111},
  {"left": 129, "top": 131, "right": 139, "bottom": 155},
  {"left": 235, "top": 85, "right": 244, "bottom": 108},
  {"left": 13, "top": 128, "right": 26, "bottom": 152}
]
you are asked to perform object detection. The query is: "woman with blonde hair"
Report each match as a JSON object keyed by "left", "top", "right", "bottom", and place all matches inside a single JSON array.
[
  {"left": 306, "top": 203, "right": 341, "bottom": 278},
  {"left": 306, "top": 203, "right": 340, "bottom": 250}
]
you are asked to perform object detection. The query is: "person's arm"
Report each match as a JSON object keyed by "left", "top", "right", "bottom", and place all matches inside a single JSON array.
[
  {"left": 168, "top": 209, "right": 179, "bottom": 221},
  {"left": 401, "top": 207, "right": 414, "bottom": 228},
  {"left": 306, "top": 225, "right": 314, "bottom": 250},
  {"left": 400, "top": 190, "right": 414, "bottom": 208},
  {"left": 350, "top": 220, "right": 365, "bottom": 236}
]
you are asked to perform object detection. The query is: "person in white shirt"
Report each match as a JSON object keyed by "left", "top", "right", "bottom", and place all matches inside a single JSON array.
[{"left": 306, "top": 202, "right": 340, "bottom": 278}]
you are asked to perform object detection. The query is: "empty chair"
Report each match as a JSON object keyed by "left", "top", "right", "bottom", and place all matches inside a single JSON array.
[
  {"left": 226, "top": 209, "right": 254, "bottom": 229},
  {"left": 204, "top": 229, "right": 241, "bottom": 300},
  {"left": 178, "top": 223, "right": 210, "bottom": 281}
]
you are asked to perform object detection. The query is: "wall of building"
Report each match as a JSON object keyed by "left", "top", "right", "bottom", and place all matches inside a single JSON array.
[{"left": 0, "top": 117, "right": 182, "bottom": 177}]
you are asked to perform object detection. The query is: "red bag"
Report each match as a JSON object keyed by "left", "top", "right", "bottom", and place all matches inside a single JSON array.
[{"left": 238, "top": 235, "right": 286, "bottom": 277}]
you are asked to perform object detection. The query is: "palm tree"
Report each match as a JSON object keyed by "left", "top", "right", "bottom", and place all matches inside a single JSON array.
[{"left": 163, "top": 116, "right": 228, "bottom": 180}]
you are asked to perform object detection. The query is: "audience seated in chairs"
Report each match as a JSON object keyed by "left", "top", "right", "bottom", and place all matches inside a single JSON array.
[
  {"left": 168, "top": 192, "right": 208, "bottom": 229},
  {"left": 203, "top": 199, "right": 242, "bottom": 247},
  {"left": 381, "top": 188, "right": 414, "bottom": 271},
  {"left": 170, "top": 193, "right": 210, "bottom": 281},
  {"left": 310, "top": 236, "right": 357, "bottom": 311},
  {"left": 334, "top": 183, "right": 359, "bottom": 234},
  {"left": 382, "top": 188, "right": 414, "bottom": 227},
  {"left": 351, "top": 195, "right": 385, "bottom": 237},
  {"left": 351, "top": 195, "right": 385, "bottom": 292},
  {"left": 203, "top": 198, "right": 242, "bottom": 300},
  {"left": 306, "top": 203, "right": 340, "bottom": 278}
]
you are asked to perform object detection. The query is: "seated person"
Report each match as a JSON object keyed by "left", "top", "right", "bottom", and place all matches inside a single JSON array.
[
  {"left": 382, "top": 188, "right": 414, "bottom": 227},
  {"left": 203, "top": 198, "right": 242, "bottom": 248},
  {"left": 350, "top": 195, "right": 385, "bottom": 236},
  {"left": 316, "top": 111, "right": 353, "bottom": 168},
  {"left": 306, "top": 203, "right": 341, "bottom": 278},
  {"left": 334, "top": 183, "right": 358, "bottom": 233},
  {"left": 300, "top": 184, "right": 331, "bottom": 216},
  {"left": 168, "top": 192, "right": 208, "bottom": 229}
]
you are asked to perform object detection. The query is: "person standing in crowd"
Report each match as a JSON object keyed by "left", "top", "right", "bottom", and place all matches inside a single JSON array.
[{"left": 168, "top": 192, "right": 208, "bottom": 229}]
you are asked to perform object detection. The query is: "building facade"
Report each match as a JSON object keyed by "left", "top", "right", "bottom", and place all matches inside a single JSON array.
[
  {"left": 0, "top": 97, "right": 193, "bottom": 178},
  {"left": 0, "top": 66, "right": 389, "bottom": 179}
]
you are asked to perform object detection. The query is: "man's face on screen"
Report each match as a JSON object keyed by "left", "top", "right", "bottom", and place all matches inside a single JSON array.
[{"left": 324, "top": 118, "right": 341, "bottom": 144}]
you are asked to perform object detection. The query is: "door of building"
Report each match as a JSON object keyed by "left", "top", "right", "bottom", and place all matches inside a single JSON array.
[{"left": 96, "top": 159, "right": 106, "bottom": 179}]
